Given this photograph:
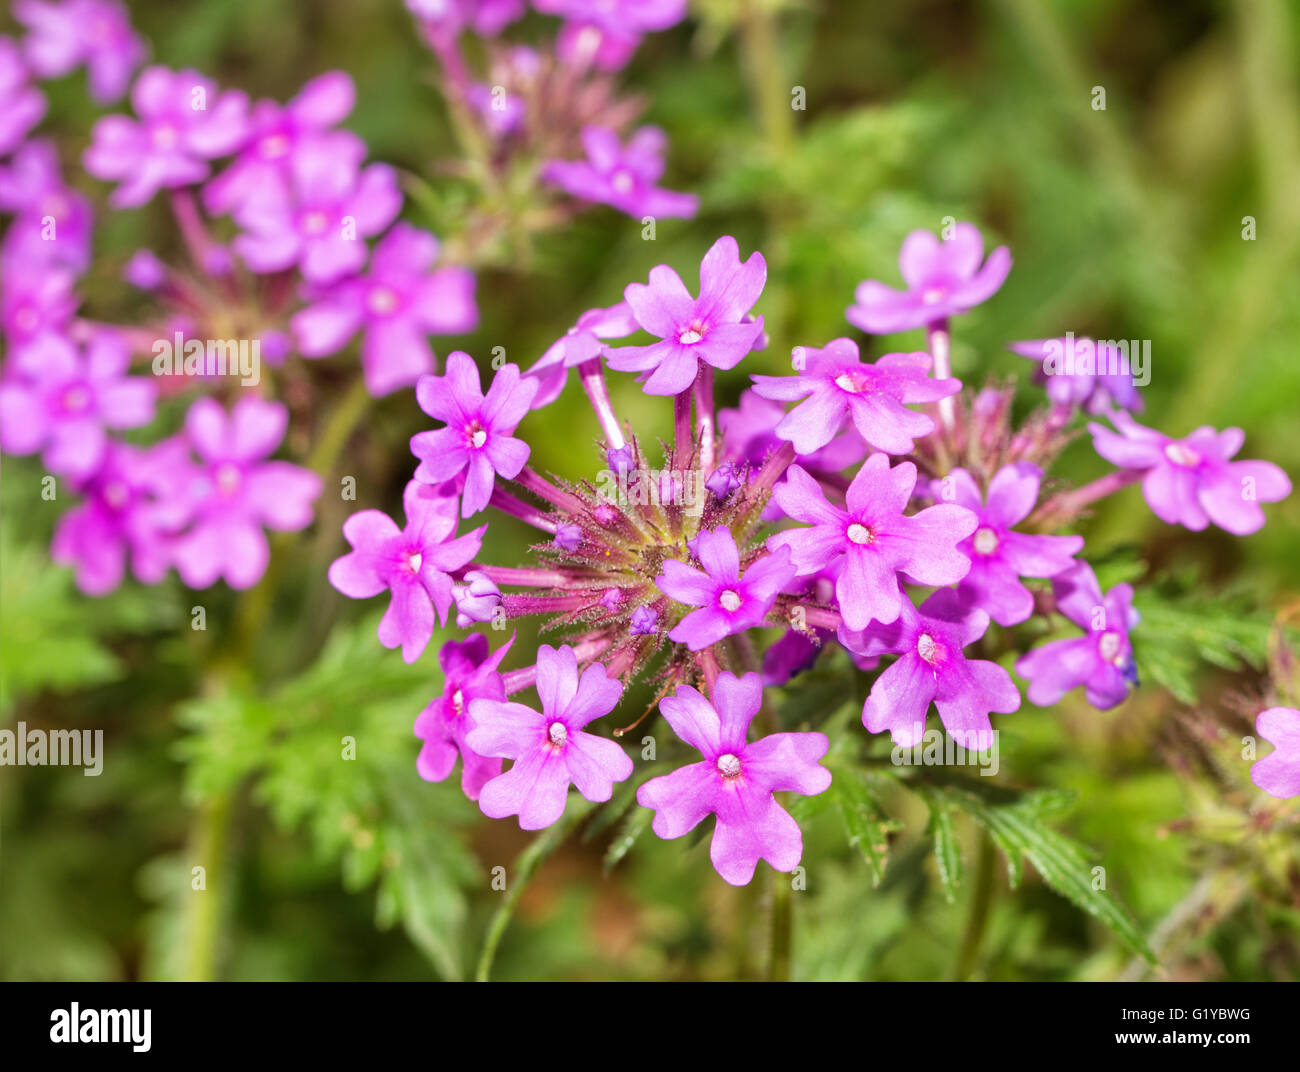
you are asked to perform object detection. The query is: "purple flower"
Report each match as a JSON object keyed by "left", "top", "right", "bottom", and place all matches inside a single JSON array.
[
  {"left": 83, "top": 66, "right": 250, "bottom": 208},
  {"left": 768, "top": 455, "right": 977, "bottom": 631},
  {"left": 1250, "top": 707, "right": 1300, "bottom": 800},
  {"left": 1009, "top": 336, "right": 1143, "bottom": 414},
  {"left": 452, "top": 569, "right": 501, "bottom": 627},
  {"left": 1014, "top": 562, "right": 1139, "bottom": 711},
  {"left": 636, "top": 672, "right": 831, "bottom": 886},
  {"left": 466, "top": 643, "right": 633, "bottom": 829},
  {"left": 607, "top": 235, "right": 766, "bottom": 395},
  {"left": 537, "top": 0, "right": 687, "bottom": 70},
  {"left": 0, "top": 330, "right": 154, "bottom": 477},
  {"left": 525, "top": 299, "right": 639, "bottom": 407},
  {"left": 122, "top": 248, "right": 166, "bottom": 290},
  {"left": 406, "top": 0, "right": 524, "bottom": 38},
  {"left": 414, "top": 634, "right": 513, "bottom": 799},
  {"left": 655, "top": 526, "right": 796, "bottom": 650},
  {"left": 0, "top": 139, "right": 93, "bottom": 273},
  {"left": 0, "top": 37, "right": 46, "bottom": 156},
  {"left": 761, "top": 627, "right": 827, "bottom": 686},
  {"left": 51, "top": 438, "right": 190, "bottom": 595},
  {"left": 411, "top": 351, "right": 538, "bottom": 518},
  {"left": 203, "top": 71, "right": 365, "bottom": 216},
  {"left": 932, "top": 464, "right": 1084, "bottom": 626},
  {"left": 751, "top": 338, "right": 960, "bottom": 456},
  {"left": 846, "top": 222, "right": 1011, "bottom": 334},
  {"left": 231, "top": 142, "right": 401, "bottom": 283},
  {"left": 2, "top": 262, "right": 76, "bottom": 357},
  {"left": 14, "top": 0, "right": 144, "bottom": 104},
  {"left": 629, "top": 604, "right": 658, "bottom": 635},
  {"left": 170, "top": 397, "right": 323, "bottom": 589},
  {"left": 1089, "top": 411, "right": 1290, "bottom": 535},
  {"left": 553, "top": 522, "right": 582, "bottom": 552},
  {"left": 292, "top": 222, "right": 479, "bottom": 396},
  {"left": 841, "top": 589, "right": 1021, "bottom": 749},
  {"left": 542, "top": 126, "right": 697, "bottom": 221},
  {"left": 329, "top": 480, "right": 486, "bottom": 662}
]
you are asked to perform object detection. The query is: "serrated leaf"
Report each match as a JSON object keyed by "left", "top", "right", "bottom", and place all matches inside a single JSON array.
[
  {"left": 604, "top": 806, "right": 651, "bottom": 875},
  {"left": 830, "top": 768, "right": 898, "bottom": 886},
  {"left": 917, "top": 786, "right": 962, "bottom": 903}
]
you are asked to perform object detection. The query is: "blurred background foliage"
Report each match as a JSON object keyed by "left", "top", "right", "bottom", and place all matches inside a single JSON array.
[{"left": 3, "top": 0, "right": 1300, "bottom": 981}]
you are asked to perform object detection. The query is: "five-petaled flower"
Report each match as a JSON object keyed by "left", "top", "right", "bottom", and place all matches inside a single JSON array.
[
  {"left": 637, "top": 672, "right": 831, "bottom": 886},
  {"left": 1250, "top": 707, "right": 1300, "bottom": 800},
  {"left": 466, "top": 644, "right": 633, "bottom": 829}
]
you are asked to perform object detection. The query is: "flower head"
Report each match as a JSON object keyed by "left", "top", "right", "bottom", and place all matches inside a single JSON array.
[
  {"left": 933, "top": 463, "right": 1083, "bottom": 626},
  {"left": 15, "top": 0, "right": 144, "bottom": 103},
  {"left": 0, "top": 138, "right": 94, "bottom": 273},
  {"left": 656, "top": 527, "right": 796, "bottom": 650},
  {"left": 847, "top": 222, "right": 1011, "bottom": 334},
  {"left": 525, "top": 299, "right": 638, "bottom": 408},
  {"left": 841, "top": 589, "right": 1021, "bottom": 749},
  {"left": 1009, "top": 336, "right": 1143, "bottom": 414},
  {"left": 768, "top": 454, "right": 976, "bottom": 630},
  {"left": 1250, "top": 707, "right": 1300, "bottom": 800},
  {"left": 0, "top": 329, "right": 154, "bottom": 477},
  {"left": 411, "top": 351, "right": 538, "bottom": 517},
  {"left": 414, "top": 634, "right": 513, "bottom": 799},
  {"left": 750, "top": 338, "right": 959, "bottom": 456},
  {"left": 466, "top": 644, "right": 633, "bottom": 829},
  {"left": 1089, "top": 411, "right": 1290, "bottom": 535},
  {"left": 607, "top": 235, "right": 766, "bottom": 395},
  {"left": 542, "top": 125, "right": 697, "bottom": 220},
  {"left": 329, "top": 480, "right": 486, "bottom": 663},
  {"left": 293, "top": 222, "right": 478, "bottom": 396},
  {"left": 636, "top": 672, "right": 830, "bottom": 885},
  {"left": 84, "top": 66, "right": 250, "bottom": 208},
  {"left": 1014, "top": 562, "right": 1139, "bottom": 710},
  {"left": 170, "top": 396, "right": 322, "bottom": 589}
]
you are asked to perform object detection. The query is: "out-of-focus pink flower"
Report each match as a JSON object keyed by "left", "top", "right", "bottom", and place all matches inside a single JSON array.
[
  {"left": 542, "top": 126, "right": 697, "bottom": 221},
  {"left": 15, "top": 0, "right": 144, "bottom": 104},
  {"left": 0, "top": 138, "right": 93, "bottom": 273},
  {"left": 0, "top": 37, "right": 47, "bottom": 156}
]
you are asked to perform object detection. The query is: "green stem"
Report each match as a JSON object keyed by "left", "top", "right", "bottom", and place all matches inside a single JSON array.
[
  {"left": 476, "top": 800, "right": 594, "bottom": 982},
  {"left": 767, "top": 868, "right": 792, "bottom": 981},
  {"left": 739, "top": 0, "right": 795, "bottom": 157},
  {"left": 181, "top": 790, "right": 234, "bottom": 981},
  {"left": 952, "top": 829, "right": 996, "bottom": 981}
]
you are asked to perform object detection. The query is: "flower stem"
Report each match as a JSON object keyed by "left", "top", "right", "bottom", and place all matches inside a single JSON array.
[
  {"left": 694, "top": 366, "right": 716, "bottom": 474},
  {"left": 673, "top": 386, "right": 693, "bottom": 469},
  {"left": 578, "top": 360, "right": 625, "bottom": 451},
  {"left": 181, "top": 788, "right": 234, "bottom": 981},
  {"left": 952, "top": 829, "right": 996, "bottom": 981},
  {"left": 767, "top": 870, "right": 792, "bottom": 981},
  {"left": 927, "top": 319, "right": 956, "bottom": 430},
  {"left": 1029, "top": 466, "right": 1142, "bottom": 527}
]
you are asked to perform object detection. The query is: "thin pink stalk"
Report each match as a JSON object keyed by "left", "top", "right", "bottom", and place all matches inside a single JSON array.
[
  {"left": 694, "top": 365, "right": 715, "bottom": 473},
  {"left": 511, "top": 466, "right": 588, "bottom": 516},
  {"left": 501, "top": 634, "right": 613, "bottom": 696},
  {"left": 477, "top": 565, "right": 575, "bottom": 587},
  {"left": 699, "top": 649, "right": 722, "bottom": 695},
  {"left": 798, "top": 605, "right": 842, "bottom": 631},
  {"left": 578, "top": 360, "right": 626, "bottom": 450},
  {"left": 749, "top": 440, "right": 796, "bottom": 497},
  {"left": 503, "top": 593, "right": 598, "bottom": 617},
  {"left": 1030, "top": 467, "right": 1143, "bottom": 525},
  {"left": 489, "top": 485, "right": 558, "bottom": 533},
  {"left": 673, "top": 385, "right": 693, "bottom": 468},
  {"left": 928, "top": 319, "right": 955, "bottom": 429}
]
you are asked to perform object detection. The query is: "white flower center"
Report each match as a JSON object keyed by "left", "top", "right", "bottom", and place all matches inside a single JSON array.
[
  {"left": 1098, "top": 631, "right": 1122, "bottom": 661},
  {"left": 922, "top": 287, "right": 946, "bottom": 305},
  {"left": 917, "top": 633, "right": 939, "bottom": 663},
  {"left": 846, "top": 522, "right": 873, "bottom": 545},
  {"left": 259, "top": 133, "right": 290, "bottom": 159},
  {"left": 302, "top": 210, "right": 329, "bottom": 235},
  {"left": 973, "top": 527, "right": 999, "bottom": 555},
  {"left": 61, "top": 385, "right": 91, "bottom": 413},
  {"left": 215, "top": 463, "right": 242, "bottom": 496},
  {"left": 548, "top": 721, "right": 568, "bottom": 747},
  {"left": 408, "top": 551, "right": 423, "bottom": 573},
  {"left": 465, "top": 421, "right": 488, "bottom": 449},
  {"left": 679, "top": 328, "right": 703, "bottom": 345},
  {"left": 610, "top": 169, "right": 634, "bottom": 194},
  {"left": 834, "top": 372, "right": 862, "bottom": 393},
  {"left": 368, "top": 286, "right": 398, "bottom": 315},
  {"left": 151, "top": 124, "right": 179, "bottom": 150},
  {"left": 717, "top": 753, "right": 741, "bottom": 777},
  {"left": 103, "top": 481, "right": 129, "bottom": 509},
  {"left": 719, "top": 589, "right": 743, "bottom": 612},
  {"left": 1163, "top": 442, "right": 1200, "bottom": 468},
  {"left": 450, "top": 688, "right": 464, "bottom": 715}
]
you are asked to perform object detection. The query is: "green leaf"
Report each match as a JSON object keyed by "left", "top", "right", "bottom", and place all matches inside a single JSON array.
[
  {"left": 604, "top": 806, "right": 651, "bottom": 875},
  {"left": 829, "top": 769, "right": 899, "bottom": 886},
  {"left": 925, "top": 781, "right": 1155, "bottom": 965},
  {"left": 917, "top": 786, "right": 962, "bottom": 903}
]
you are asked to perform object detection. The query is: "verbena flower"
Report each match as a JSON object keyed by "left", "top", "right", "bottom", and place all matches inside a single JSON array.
[
  {"left": 0, "top": 138, "right": 94, "bottom": 273},
  {"left": 0, "top": 37, "right": 46, "bottom": 156},
  {"left": 1009, "top": 336, "right": 1143, "bottom": 414},
  {"left": 525, "top": 300, "right": 638, "bottom": 408},
  {"left": 231, "top": 141, "right": 400, "bottom": 282},
  {"left": 329, "top": 480, "right": 487, "bottom": 663},
  {"left": 466, "top": 643, "right": 633, "bottom": 829},
  {"left": 1, "top": 261, "right": 76, "bottom": 357},
  {"left": 14, "top": 0, "right": 144, "bottom": 104},
  {"left": 607, "top": 235, "right": 766, "bottom": 395},
  {"left": 0, "top": 328, "right": 154, "bottom": 477},
  {"left": 406, "top": 0, "right": 525, "bottom": 40},
  {"left": 536, "top": 0, "right": 687, "bottom": 70},
  {"left": 203, "top": 71, "right": 364, "bottom": 216},
  {"left": 841, "top": 589, "right": 1021, "bottom": 749},
  {"left": 84, "top": 66, "right": 250, "bottom": 208},
  {"left": 414, "top": 634, "right": 514, "bottom": 799},
  {"left": 637, "top": 672, "right": 831, "bottom": 886},
  {"left": 292, "top": 222, "right": 478, "bottom": 396},
  {"left": 170, "top": 397, "right": 322, "bottom": 589},
  {"left": 656, "top": 527, "right": 796, "bottom": 650},
  {"left": 846, "top": 221, "right": 1011, "bottom": 334},
  {"left": 1089, "top": 411, "right": 1290, "bottom": 535},
  {"left": 1014, "top": 562, "right": 1139, "bottom": 710},
  {"left": 933, "top": 463, "right": 1084, "bottom": 626},
  {"left": 768, "top": 454, "right": 976, "bottom": 630},
  {"left": 1250, "top": 707, "right": 1300, "bottom": 800},
  {"left": 750, "top": 338, "right": 959, "bottom": 455},
  {"left": 542, "top": 125, "right": 697, "bottom": 220},
  {"left": 410, "top": 351, "right": 538, "bottom": 517}
]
